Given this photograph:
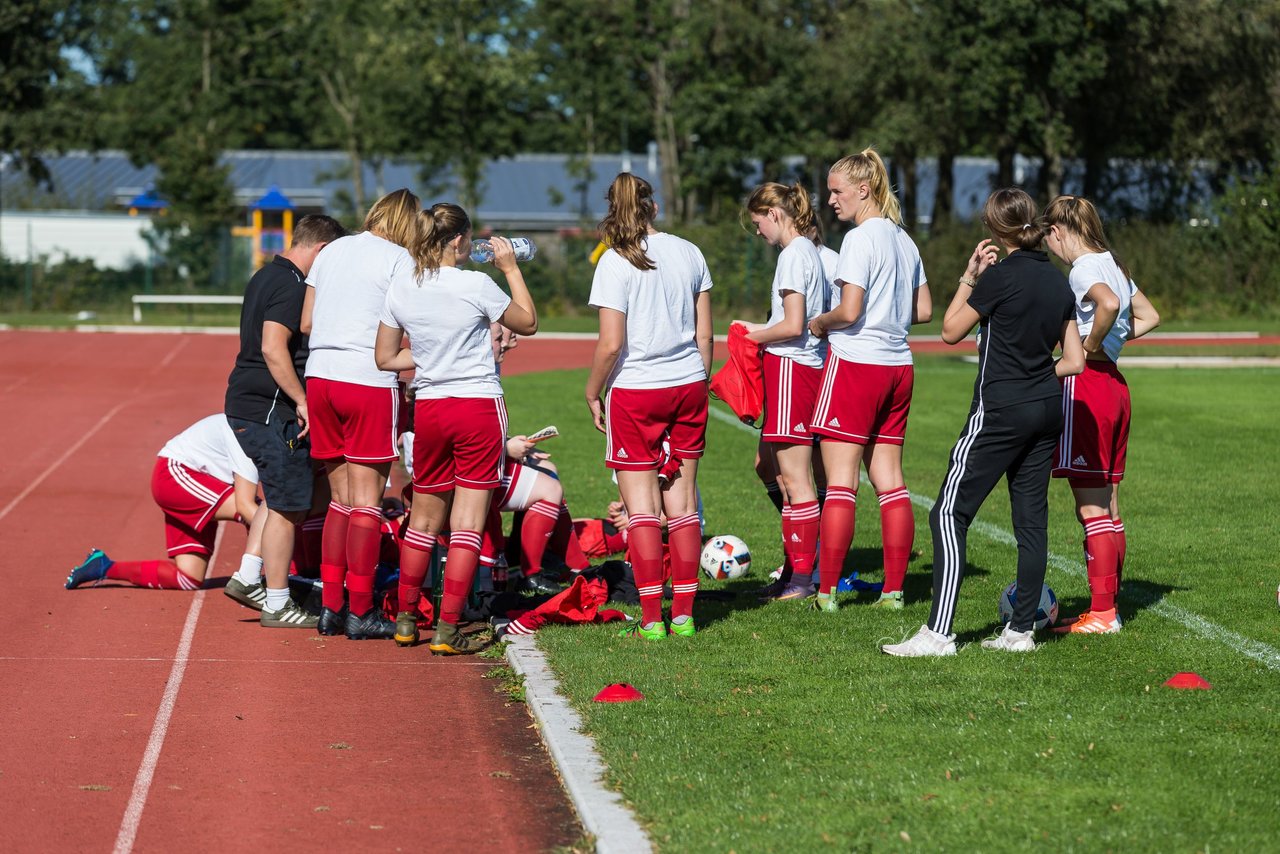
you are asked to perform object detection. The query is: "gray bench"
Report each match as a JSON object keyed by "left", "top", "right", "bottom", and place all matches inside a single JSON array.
[{"left": 131, "top": 294, "right": 243, "bottom": 323}]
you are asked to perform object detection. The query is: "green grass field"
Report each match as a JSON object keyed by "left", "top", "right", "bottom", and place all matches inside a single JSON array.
[{"left": 500, "top": 358, "right": 1280, "bottom": 852}]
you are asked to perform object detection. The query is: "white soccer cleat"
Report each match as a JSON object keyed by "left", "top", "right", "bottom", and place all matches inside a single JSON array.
[
  {"left": 980, "top": 624, "right": 1037, "bottom": 652},
  {"left": 881, "top": 624, "right": 957, "bottom": 657}
]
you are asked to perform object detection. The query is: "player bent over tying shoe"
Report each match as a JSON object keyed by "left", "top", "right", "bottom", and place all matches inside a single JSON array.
[
  {"left": 375, "top": 203, "right": 538, "bottom": 655},
  {"left": 585, "top": 172, "right": 713, "bottom": 641},
  {"left": 66, "top": 414, "right": 261, "bottom": 593},
  {"left": 226, "top": 214, "right": 346, "bottom": 629}
]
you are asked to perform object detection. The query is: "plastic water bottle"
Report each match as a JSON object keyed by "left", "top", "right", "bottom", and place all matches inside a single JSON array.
[{"left": 470, "top": 237, "right": 537, "bottom": 264}]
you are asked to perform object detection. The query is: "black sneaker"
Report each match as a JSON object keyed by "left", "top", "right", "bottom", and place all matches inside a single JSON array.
[
  {"left": 317, "top": 606, "right": 346, "bottom": 636},
  {"left": 514, "top": 572, "right": 566, "bottom": 596},
  {"left": 345, "top": 607, "right": 397, "bottom": 640}
]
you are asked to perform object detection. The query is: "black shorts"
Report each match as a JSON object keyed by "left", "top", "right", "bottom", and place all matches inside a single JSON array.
[{"left": 227, "top": 413, "right": 313, "bottom": 513}]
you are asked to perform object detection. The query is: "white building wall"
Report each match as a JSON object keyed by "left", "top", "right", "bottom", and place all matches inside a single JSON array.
[{"left": 0, "top": 211, "right": 154, "bottom": 269}]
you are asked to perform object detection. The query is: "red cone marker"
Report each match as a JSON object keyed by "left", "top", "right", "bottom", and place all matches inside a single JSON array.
[
  {"left": 1163, "top": 672, "right": 1212, "bottom": 690},
  {"left": 593, "top": 683, "right": 645, "bottom": 702}
]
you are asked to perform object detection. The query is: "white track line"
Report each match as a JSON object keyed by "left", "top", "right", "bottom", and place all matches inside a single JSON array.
[{"left": 707, "top": 404, "right": 1280, "bottom": 672}]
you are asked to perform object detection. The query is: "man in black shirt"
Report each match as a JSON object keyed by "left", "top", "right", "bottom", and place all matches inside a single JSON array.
[{"left": 225, "top": 215, "right": 346, "bottom": 628}]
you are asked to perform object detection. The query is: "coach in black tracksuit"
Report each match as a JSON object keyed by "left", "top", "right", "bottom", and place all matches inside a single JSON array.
[{"left": 926, "top": 189, "right": 1086, "bottom": 649}]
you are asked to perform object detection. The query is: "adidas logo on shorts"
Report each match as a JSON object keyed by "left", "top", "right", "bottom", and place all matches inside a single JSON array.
[
  {"left": 790, "top": 533, "right": 801, "bottom": 543},
  {"left": 617, "top": 448, "right": 629, "bottom": 459},
  {"left": 829, "top": 417, "right": 842, "bottom": 428},
  {"left": 1073, "top": 455, "right": 1088, "bottom": 467},
  {"left": 793, "top": 423, "right": 806, "bottom": 433}
]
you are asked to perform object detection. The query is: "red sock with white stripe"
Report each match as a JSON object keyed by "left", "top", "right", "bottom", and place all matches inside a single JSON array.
[
  {"left": 320, "top": 502, "right": 351, "bottom": 612},
  {"left": 440, "top": 530, "right": 482, "bottom": 625},
  {"left": 1083, "top": 514, "right": 1119, "bottom": 612},
  {"left": 549, "top": 502, "right": 591, "bottom": 571},
  {"left": 1112, "top": 517, "right": 1126, "bottom": 589},
  {"left": 107, "top": 560, "right": 202, "bottom": 590},
  {"left": 346, "top": 506, "right": 384, "bottom": 615},
  {"left": 818, "top": 487, "right": 856, "bottom": 594},
  {"left": 785, "top": 500, "right": 820, "bottom": 586},
  {"left": 520, "top": 500, "right": 561, "bottom": 576},
  {"left": 667, "top": 513, "right": 702, "bottom": 621},
  {"left": 627, "top": 514, "right": 664, "bottom": 626},
  {"left": 877, "top": 487, "right": 914, "bottom": 594},
  {"left": 398, "top": 528, "right": 436, "bottom": 614}
]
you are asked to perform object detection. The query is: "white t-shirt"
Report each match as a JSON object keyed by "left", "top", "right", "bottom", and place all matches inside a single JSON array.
[
  {"left": 762, "top": 238, "right": 827, "bottom": 368},
  {"left": 1069, "top": 251, "right": 1135, "bottom": 363},
  {"left": 305, "top": 232, "right": 409, "bottom": 388},
  {"left": 380, "top": 266, "right": 512, "bottom": 399},
  {"left": 829, "top": 218, "right": 925, "bottom": 366},
  {"left": 159, "top": 415, "right": 258, "bottom": 485},
  {"left": 819, "top": 244, "right": 839, "bottom": 305},
  {"left": 588, "top": 232, "right": 713, "bottom": 389}
]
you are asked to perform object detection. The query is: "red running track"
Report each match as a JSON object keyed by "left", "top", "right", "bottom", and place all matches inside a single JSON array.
[{"left": 0, "top": 331, "right": 580, "bottom": 853}]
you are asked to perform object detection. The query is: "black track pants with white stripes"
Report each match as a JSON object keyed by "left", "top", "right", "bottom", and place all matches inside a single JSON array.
[{"left": 927, "top": 396, "right": 1063, "bottom": 635}]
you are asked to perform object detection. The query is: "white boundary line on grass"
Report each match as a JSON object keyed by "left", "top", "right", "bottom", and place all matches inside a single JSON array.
[
  {"left": 505, "top": 635, "right": 653, "bottom": 854},
  {"left": 707, "top": 404, "right": 1280, "bottom": 672}
]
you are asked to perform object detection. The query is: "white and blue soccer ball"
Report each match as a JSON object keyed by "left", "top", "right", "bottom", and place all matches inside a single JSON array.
[
  {"left": 998, "top": 582, "right": 1059, "bottom": 630},
  {"left": 700, "top": 535, "right": 752, "bottom": 580}
]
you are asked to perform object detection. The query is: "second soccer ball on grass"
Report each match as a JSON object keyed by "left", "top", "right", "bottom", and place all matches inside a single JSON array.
[
  {"left": 700, "top": 535, "right": 752, "bottom": 581},
  {"left": 998, "top": 582, "right": 1059, "bottom": 630}
]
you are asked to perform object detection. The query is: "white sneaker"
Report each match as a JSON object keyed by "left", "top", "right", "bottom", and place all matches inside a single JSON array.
[
  {"left": 881, "top": 624, "right": 957, "bottom": 657},
  {"left": 980, "top": 624, "right": 1037, "bottom": 652}
]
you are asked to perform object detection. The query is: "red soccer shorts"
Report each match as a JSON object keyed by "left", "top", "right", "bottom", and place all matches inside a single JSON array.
[
  {"left": 411, "top": 397, "right": 507, "bottom": 492},
  {"left": 605, "top": 380, "right": 708, "bottom": 471},
  {"left": 306, "top": 377, "right": 400, "bottom": 463},
  {"left": 811, "top": 355, "right": 914, "bottom": 446},
  {"left": 150, "top": 457, "right": 231, "bottom": 557},
  {"left": 496, "top": 457, "right": 539, "bottom": 511},
  {"left": 762, "top": 352, "right": 823, "bottom": 445},
  {"left": 1053, "top": 360, "right": 1131, "bottom": 485}
]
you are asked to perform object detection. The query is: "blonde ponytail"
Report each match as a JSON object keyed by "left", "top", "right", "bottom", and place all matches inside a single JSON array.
[
  {"left": 413, "top": 203, "right": 471, "bottom": 279},
  {"left": 830, "top": 147, "right": 903, "bottom": 226},
  {"left": 600, "top": 173, "right": 657, "bottom": 271},
  {"left": 364, "top": 188, "right": 421, "bottom": 249},
  {"left": 744, "top": 181, "right": 818, "bottom": 237}
]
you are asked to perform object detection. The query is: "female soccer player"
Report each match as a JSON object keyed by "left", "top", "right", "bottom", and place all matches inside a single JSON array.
[
  {"left": 585, "top": 172, "right": 713, "bottom": 640},
  {"left": 735, "top": 182, "right": 828, "bottom": 600},
  {"left": 807, "top": 148, "right": 932, "bottom": 611},
  {"left": 303, "top": 188, "right": 419, "bottom": 639},
  {"left": 375, "top": 203, "right": 537, "bottom": 654},
  {"left": 1042, "top": 195, "right": 1160, "bottom": 634},
  {"left": 882, "top": 189, "right": 1084, "bottom": 657},
  {"left": 65, "top": 414, "right": 259, "bottom": 591}
]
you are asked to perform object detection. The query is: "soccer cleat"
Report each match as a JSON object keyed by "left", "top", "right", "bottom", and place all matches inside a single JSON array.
[
  {"left": 872, "top": 590, "right": 904, "bottom": 610},
  {"left": 394, "top": 611, "right": 419, "bottom": 647},
  {"left": 668, "top": 616, "right": 696, "bottom": 638},
  {"left": 513, "top": 572, "right": 566, "bottom": 596},
  {"left": 1053, "top": 609, "right": 1120, "bottom": 634},
  {"left": 618, "top": 620, "right": 667, "bottom": 641},
  {"left": 881, "top": 624, "right": 957, "bottom": 657},
  {"left": 981, "top": 624, "right": 1037, "bottom": 652},
  {"left": 66, "top": 549, "right": 113, "bottom": 589},
  {"left": 224, "top": 577, "right": 267, "bottom": 611},
  {"left": 810, "top": 592, "right": 839, "bottom": 613},
  {"left": 345, "top": 607, "right": 398, "bottom": 640},
  {"left": 776, "top": 582, "right": 814, "bottom": 601},
  {"left": 316, "top": 606, "right": 346, "bottom": 636},
  {"left": 259, "top": 599, "right": 320, "bottom": 629},
  {"left": 754, "top": 578, "right": 787, "bottom": 600},
  {"left": 429, "top": 621, "right": 488, "bottom": 655}
]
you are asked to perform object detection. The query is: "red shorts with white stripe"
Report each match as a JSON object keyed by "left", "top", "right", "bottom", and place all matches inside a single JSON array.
[
  {"left": 496, "top": 457, "right": 539, "bottom": 511},
  {"left": 411, "top": 397, "right": 507, "bottom": 493},
  {"left": 810, "top": 355, "right": 914, "bottom": 446},
  {"left": 306, "top": 377, "right": 400, "bottom": 463},
  {"left": 1053, "top": 360, "right": 1130, "bottom": 485},
  {"left": 761, "top": 352, "right": 822, "bottom": 445},
  {"left": 150, "top": 457, "right": 232, "bottom": 557},
  {"left": 605, "top": 381, "right": 707, "bottom": 471}
]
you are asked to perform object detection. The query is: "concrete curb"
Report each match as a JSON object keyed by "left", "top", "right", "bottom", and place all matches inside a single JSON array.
[{"left": 504, "top": 635, "right": 653, "bottom": 854}]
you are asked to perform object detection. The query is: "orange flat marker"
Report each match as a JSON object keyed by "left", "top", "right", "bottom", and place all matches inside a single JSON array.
[{"left": 1163, "top": 672, "right": 1212, "bottom": 690}]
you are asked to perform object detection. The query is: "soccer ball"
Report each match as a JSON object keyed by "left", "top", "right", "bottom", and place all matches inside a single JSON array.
[
  {"left": 700, "top": 535, "right": 752, "bottom": 580},
  {"left": 998, "top": 582, "right": 1059, "bottom": 630}
]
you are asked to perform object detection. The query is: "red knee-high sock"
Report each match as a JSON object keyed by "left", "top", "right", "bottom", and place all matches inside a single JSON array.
[
  {"left": 818, "top": 487, "right": 857, "bottom": 594},
  {"left": 626, "top": 515, "right": 664, "bottom": 626},
  {"left": 520, "top": 500, "right": 561, "bottom": 576},
  {"left": 440, "top": 530, "right": 482, "bottom": 625},
  {"left": 549, "top": 502, "right": 590, "bottom": 570},
  {"left": 320, "top": 502, "right": 351, "bottom": 612},
  {"left": 785, "top": 500, "right": 820, "bottom": 585},
  {"left": 480, "top": 502, "right": 504, "bottom": 565},
  {"left": 667, "top": 513, "right": 702, "bottom": 620},
  {"left": 346, "top": 507, "right": 384, "bottom": 615},
  {"left": 398, "top": 528, "right": 436, "bottom": 613},
  {"left": 107, "top": 560, "right": 201, "bottom": 590},
  {"left": 877, "top": 487, "right": 914, "bottom": 594},
  {"left": 1083, "top": 514, "right": 1119, "bottom": 612},
  {"left": 1112, "top": 517, "right": 1126, "bottom": 589}
]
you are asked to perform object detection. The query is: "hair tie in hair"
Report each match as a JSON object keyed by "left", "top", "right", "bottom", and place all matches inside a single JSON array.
[{"left": 1022, "top": 223, "right": 1032, "bottom": 230}]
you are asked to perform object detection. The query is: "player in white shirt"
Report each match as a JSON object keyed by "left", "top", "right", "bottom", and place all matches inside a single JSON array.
[
  {"left": 585, "top": 172, "right": 713, "bottom": 641},
  {"left": 734, "top": 182, "right": 828, "bottom": 601},
  {"left": 376, "top": 202, "right": 538, "bottom": 655},
  {"left": 807, "top": 148, "right": 934, "bottom": 611},
  {"left": 302, "top": 188, "right": 420, "bottom": 640},
  {"left": 1042, "top": 194, "right": 1160, "bottom": 635},
  {"left": 66, "top": 415, "right": 260, "bottom": 591}
]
